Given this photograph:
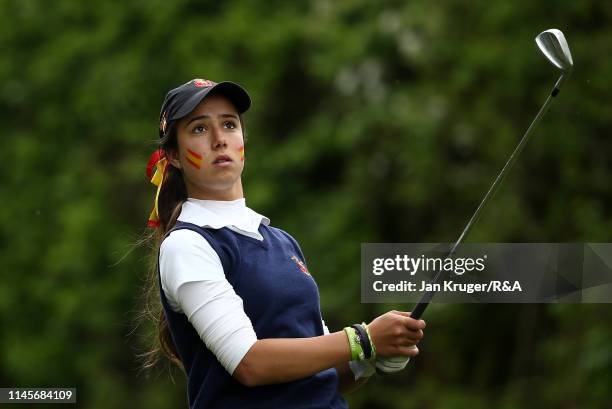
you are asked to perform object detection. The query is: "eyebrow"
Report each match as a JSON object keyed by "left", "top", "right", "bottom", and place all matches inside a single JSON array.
[{"left": 186, "top": 113, "right": 239, "bottom": 126}]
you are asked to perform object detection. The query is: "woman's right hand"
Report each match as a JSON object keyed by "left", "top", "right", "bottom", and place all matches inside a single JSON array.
[{"left": 367, "top": 310, "right": 425, "bottom": 358}]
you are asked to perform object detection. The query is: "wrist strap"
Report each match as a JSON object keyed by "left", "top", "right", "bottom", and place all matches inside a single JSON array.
[
  {"left": 343, "top": 327, "right": 365, "bottom": 361},
  {"left": 362, "top": 322, "right": 377, "bottom": 360},
  {"left": 351, "top": 324, "right": 372, "bottom": 360}
]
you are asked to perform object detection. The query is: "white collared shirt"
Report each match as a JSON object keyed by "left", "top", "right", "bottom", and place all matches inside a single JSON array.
[{"left": 178, "top": 197, "right": 270, "bottom": 240}]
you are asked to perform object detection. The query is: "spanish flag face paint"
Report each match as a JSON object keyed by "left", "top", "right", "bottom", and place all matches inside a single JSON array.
[
  {"left": 185, "top": 148, "right": 203, "bottom": 169},
  {"left": 239, "top": 146, "right": 245, "bottom": 162}
]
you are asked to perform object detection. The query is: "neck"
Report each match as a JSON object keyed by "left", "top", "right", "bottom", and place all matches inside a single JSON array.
[{"left": 186, "top": 179, "right": 244, "bottom": 201}]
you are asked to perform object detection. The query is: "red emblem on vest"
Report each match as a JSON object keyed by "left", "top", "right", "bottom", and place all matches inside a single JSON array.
[{"left": 291, "top": 255, "right": 311, "bottom": 276}]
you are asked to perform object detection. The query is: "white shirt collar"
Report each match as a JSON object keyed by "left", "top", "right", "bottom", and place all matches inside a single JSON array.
[{"left": 177, "top": 197, "right": 270, "bottom": 241}]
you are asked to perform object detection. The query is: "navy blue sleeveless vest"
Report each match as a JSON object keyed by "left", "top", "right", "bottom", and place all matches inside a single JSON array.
[{"left": 158, "top": 221, "right": 349, "bottom": 409}]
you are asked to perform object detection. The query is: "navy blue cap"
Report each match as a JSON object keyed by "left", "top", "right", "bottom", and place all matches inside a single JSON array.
[{"left": 159, "top": 78, "right": 251, "bottom": 137}]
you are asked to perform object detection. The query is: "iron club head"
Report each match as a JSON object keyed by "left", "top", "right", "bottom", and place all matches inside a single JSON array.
[
  {"left": 535, "top": 29, "right": 573, "bottom": 95},
  {"left": 536, "top": 29, "right": 574, "bottom": 72}
]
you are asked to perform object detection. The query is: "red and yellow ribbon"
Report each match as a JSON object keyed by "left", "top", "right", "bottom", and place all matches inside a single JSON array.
[{"left": 146, "top": 149, "right": 168, "bottom": 228}]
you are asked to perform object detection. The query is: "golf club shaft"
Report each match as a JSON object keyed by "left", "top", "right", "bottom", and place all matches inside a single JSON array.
[{"left": 410, "top": 76, "right": 565, "bottom": 320}]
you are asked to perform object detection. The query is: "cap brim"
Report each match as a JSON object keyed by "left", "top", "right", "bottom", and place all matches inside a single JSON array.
[{"left": 172, "top": 81, "right": 251, "bottom": 120}]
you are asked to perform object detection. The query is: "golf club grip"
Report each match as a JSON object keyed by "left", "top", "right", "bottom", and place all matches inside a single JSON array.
[
  {"left": 410, "top": 299, "right": 428, "bottom": 320},
  {"left": 410, "top": 266, "right": 447, "bottom": 319}
]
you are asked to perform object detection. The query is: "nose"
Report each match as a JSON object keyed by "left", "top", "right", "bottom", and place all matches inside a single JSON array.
[{"left": 210, "top": 126, "right": 227, "bottom": 150}]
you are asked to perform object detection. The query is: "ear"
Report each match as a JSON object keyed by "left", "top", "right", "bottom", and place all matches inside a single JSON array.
[{"left": 166, "top": 148, "right": 182, "bottom": 169}]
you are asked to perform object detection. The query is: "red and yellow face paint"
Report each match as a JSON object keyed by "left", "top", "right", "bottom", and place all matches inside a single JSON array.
[
  {"left": 185, "top": 148, "right": 203, "bottom": 169},
  {"left": 239, "top": 146, "right": 245, "bottom": 162}
]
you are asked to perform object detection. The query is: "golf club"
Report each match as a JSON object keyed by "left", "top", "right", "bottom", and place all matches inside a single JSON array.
[
  {"left": 376, "top": 29, "right": 573, "bottom": 374},
  {"left": 411, "top": 28, "right": 573, "bottom": 319}
]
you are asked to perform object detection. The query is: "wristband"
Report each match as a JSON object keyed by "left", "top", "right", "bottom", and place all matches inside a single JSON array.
[
  {"left": 351, "top": 324, "right": 372, "bottom": 360},
  {"left": 362, "top": 322, "right": 377, "bottom": 360},
  {"left": 343, "top": 327, "right": 365, "bottom": 361}
]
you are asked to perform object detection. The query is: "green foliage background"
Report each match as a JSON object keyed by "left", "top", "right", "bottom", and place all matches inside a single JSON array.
[{"left": 1, "top": 0, "right": 610, "bottom": 408}]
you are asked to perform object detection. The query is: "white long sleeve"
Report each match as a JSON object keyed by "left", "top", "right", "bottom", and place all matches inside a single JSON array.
[
  {"left": 160, "top": 229, "right": 258, "bottom": 375},
  {"left": 177, "top": 281, "right": 258, "bottom": 374}
]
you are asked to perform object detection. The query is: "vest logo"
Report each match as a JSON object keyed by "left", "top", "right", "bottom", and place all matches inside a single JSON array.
[{"left": 290, "top": 255, "right": 311, "bottom": 276}]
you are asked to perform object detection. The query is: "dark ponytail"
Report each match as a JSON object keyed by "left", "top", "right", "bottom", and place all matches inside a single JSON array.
[{"left": 136, "top": 122, "right": 187, "bottom": 374}]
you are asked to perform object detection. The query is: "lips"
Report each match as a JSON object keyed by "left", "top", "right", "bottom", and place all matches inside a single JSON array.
[{"left": 213, "top": 155, "right": 232, "bottom": 164}]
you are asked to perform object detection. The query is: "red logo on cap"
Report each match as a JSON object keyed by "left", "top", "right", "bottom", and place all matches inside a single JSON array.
[{"left": 193, "top": 79, "right": 215, "bottom": 88}]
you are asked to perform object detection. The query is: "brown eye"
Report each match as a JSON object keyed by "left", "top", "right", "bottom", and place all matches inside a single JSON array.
[
  {"left": 223, "top": 121, "right": 236, "bottom": 129},
  {"left": 193, "top": 125, "right": 207, "bottom": 133}
]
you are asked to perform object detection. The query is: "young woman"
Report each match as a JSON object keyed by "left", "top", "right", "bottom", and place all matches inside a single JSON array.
[{"left": 142, "top": 78, "right": 426, "bottom": 408}]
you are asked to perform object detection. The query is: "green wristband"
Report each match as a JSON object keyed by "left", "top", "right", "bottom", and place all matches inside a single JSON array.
[
  {"left": 362, "top": 322, "right": 377, "bottom": 360},
  {"left": 344, "top": 327, "right": 365, "bottom": 361}
]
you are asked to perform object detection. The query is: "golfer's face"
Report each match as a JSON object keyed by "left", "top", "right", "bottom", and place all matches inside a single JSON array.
[{"left": 174, "top": 94, "right": 245, "bottom": 198}]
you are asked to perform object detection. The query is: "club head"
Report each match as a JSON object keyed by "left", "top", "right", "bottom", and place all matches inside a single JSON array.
[{"left": 535, "top": 29, "right": 573, "bottom": 72}]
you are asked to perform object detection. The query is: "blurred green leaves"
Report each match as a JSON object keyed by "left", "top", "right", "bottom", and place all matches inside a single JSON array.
[{"left": 1, "top": 0, "right": 611, "bottom": 408}]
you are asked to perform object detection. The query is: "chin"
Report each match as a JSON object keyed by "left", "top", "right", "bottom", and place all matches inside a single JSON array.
[{"left": 201, "top": 177, "right": 241, "bottom": 192}]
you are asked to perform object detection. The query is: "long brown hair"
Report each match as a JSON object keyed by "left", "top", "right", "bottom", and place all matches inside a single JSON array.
[
  {"left": 136, "top": 112, "right": 247, "bottom": 375},
  {"left": 137, "top": 120, "right": 188, "bottom": 374}
]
